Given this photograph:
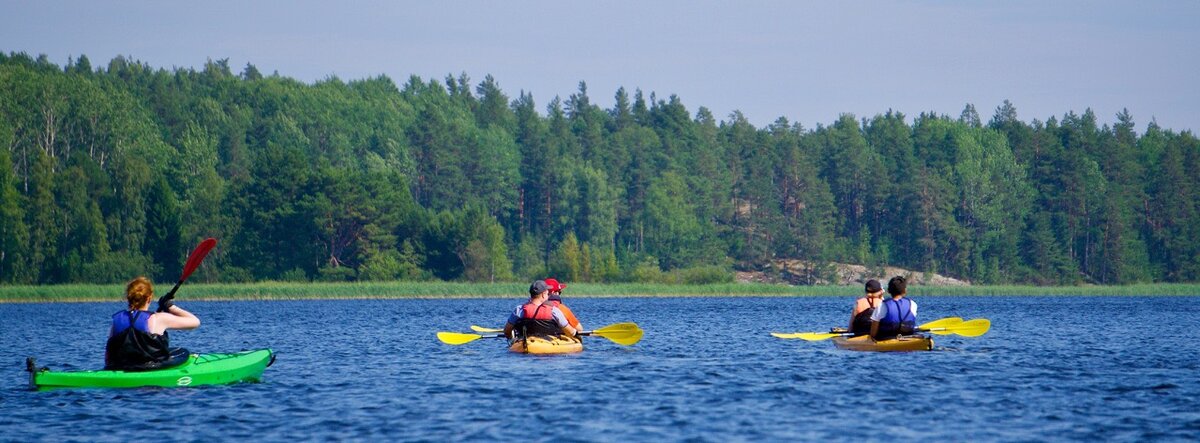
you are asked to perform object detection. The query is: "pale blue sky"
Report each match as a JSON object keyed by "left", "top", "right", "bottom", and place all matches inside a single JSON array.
[{"left": 3, "top": 1, "right": 1197, "bottom": 132}]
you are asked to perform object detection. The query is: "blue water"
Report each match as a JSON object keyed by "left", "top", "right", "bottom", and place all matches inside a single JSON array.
[{"left": 2, "top": 296, "right": 1199, "bottom": 441}]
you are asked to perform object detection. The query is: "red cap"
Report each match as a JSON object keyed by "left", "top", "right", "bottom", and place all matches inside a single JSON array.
[{"left": 544, "top": 278, "right": 567, "bottom": 292}]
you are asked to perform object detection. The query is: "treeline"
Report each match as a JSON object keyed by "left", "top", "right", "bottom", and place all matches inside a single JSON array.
[{"left": 0, "top": 52, "right": 1197, "bottom": 286}]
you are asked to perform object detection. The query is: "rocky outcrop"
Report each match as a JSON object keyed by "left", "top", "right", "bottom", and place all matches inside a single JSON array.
[{"left": 736, "top": 260, "right": 971, "bottom": 286}]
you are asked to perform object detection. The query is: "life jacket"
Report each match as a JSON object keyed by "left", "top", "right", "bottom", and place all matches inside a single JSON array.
[
  {"left": 877, "top": 298, "right": 916, "bottom": 338},
  {"left": 517, "top": 302, "right": 562, "bottom": 338},
  {"left": 850, "top": 297, "right": 878, "bottom": 335},
  {"left": 104, "top": 310, "right": 188, "bottom": 371}
]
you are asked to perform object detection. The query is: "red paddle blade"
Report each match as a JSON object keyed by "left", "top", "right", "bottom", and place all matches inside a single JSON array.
[{"left": 179, "top": 238, "right": 217, "bottom": 282}]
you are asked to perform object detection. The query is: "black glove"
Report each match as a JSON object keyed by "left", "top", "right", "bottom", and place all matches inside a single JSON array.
[{"left": 156, "top": 294, "right": 175, "bottom": 313}]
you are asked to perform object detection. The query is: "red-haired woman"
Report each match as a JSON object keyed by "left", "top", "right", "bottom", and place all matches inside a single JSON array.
[{"left": 105, "top": 277, "right": 200, "bottom": 370}]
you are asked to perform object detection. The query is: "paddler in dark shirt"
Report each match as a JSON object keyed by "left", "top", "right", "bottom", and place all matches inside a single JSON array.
[
  {"left": 105, "top": 276, "right": 200, "bottom": 370},
  {"left": 848, "top": 279, "right": 884, "bottom": 336}
]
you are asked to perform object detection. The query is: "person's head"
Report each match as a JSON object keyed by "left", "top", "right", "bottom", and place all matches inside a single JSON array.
[
  {"left": 125, "top": 276, "right": 154, "bottom": 310},
  {"left": 544, "top": 278, "right": 566, "bottom": 301},
  {"left": 864, "top": 279, "right": 882, "bottom": 297},
  {"left": 887, "top": 276, "right": 907, "bottom": 298},
  {"left": 529, "top": 280, "right": 550, "bottom": 301}
]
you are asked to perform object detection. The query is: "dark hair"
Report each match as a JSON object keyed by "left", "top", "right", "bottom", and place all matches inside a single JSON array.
[{"left": 887, "top": 276, "right": 907, "bottom": 297}]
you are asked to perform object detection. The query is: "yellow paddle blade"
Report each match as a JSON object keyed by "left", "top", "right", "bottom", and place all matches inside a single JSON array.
[
  {"left": 919, "top": 318, "right": 990, "bottom": 337},
  {"left": 437, "top": 332, "right": 486, "bottom": 345},
  {"left": 593, "top": 322, "right": 640, "bottom": 334},
  {"left": 918, "top": 317, "right": 963, "bottom": 330},
  {"left": 948, "top": 319, "right": 990, "bottom": 337},
  {"left": 918, "top": 317, "right": 964, "bottom": 335},
  {"left": 593, "top": 328, "right": 643, "bottom": 346},
  {"left": 470, "top": 325, "right": 503, "bottom": 333}
]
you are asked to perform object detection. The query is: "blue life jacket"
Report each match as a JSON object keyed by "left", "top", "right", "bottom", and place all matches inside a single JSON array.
[
  {"left": 105, "top": 310, "right": 181, "bottom": 371},
  {"left": 110, "top": 310, "right": 153, "bottom": 336},
  {"left": 878, "top": 298, "right": 915, "bottom": 337}
]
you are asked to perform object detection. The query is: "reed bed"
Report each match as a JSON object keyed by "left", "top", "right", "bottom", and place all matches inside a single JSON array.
[{"left": 1, "top": 281, "right": 1198, "bottom": 302}]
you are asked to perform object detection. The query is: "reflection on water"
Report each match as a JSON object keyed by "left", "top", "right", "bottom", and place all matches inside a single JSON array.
[{"left": 2, "top": 296, "right": 1198, "bottom": 441}]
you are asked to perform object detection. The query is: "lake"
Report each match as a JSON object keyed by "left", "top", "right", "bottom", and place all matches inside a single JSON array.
[{"left": 2, "top": 296, "right": 1198, "bottom": 441}]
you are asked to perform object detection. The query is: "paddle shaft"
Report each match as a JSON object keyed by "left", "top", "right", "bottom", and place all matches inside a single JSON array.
[{"left": 158, "top": 238, "right": 217, "bottom": 310}]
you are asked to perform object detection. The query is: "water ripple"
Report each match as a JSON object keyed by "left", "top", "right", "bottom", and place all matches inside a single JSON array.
[{"left": 2, "top": 297, "right": 1199, "bottom": 441}]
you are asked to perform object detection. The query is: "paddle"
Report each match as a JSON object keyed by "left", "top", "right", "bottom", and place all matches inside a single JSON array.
[
  {"left": 157, "top": 238, "right": 217, "bottom": 312},
  {"left": 437, "top": 332, "right": 504, "bottom": 345},
  {"left": 921, "top": 318, "right": 990, "bottom": 337},
  {"left": 439, "top": 322, "right": 644, "bottom": 346},
  {"left": 916, "top": 317, "right": 965, "bottom": 335},
  {"left": 580, "top": 323, "right": 644, "bottom": 346},
  {"left": 471, "top": 322, "right": 640, "bottom": 334},
  {"left": 771, "top": 317, "right": 966, "bottom": 341}
]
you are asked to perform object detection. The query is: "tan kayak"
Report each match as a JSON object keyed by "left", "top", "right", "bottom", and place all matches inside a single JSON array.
[
  {"left": 831, "top": 335, "right": 933, "bottom": 352},
  {"left": 508, "top": 335, "right": 583, "bottom": 354}
]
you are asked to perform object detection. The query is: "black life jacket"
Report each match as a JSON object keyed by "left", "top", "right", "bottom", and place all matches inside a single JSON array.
[
  {"left": 517, "top": 302, "right": 562, "bottom": 338},
  {"left": 104, "top": 310, "right": 189, "bottom": 371},
  {"left": 851, "top": 297, "right": 878, "bottom": 336}
]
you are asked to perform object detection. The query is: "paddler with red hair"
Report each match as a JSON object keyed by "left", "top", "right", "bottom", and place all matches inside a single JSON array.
[{"left": 105, "top": 276, "right": 200, "bottom": 370}]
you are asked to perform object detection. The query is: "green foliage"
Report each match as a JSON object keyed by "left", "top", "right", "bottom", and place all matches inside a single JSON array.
[
  {"left": 1, "top": 52, "right": 1198, "bottom": 285},
  {"left": 0, "top": 149, "right": 29, "bottom": 283},
  {"left": 548, "top": 232, "right": 583, "bottom": 282},
  {"left": 80, "top": 251, "right": 159, "bottom": 284}
]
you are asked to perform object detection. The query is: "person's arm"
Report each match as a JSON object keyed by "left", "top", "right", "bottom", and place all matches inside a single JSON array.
[
  {"left": 551, "top": 307, "right": 577, "bottom": 337},
  {"left": 504, "top": 308, "right": 520, "bottom": 339},
  {"left": 559, "top": 304, "right": 582, "bottom": 330},
  {"left": 849, "top": 299, "right": 861, "bottom": 330},
  {"left": 868, "top": 303, "right": 886, "bottom": 340},
  {"left": 151, "top": 306, "right": 200, "bottom": 334}
]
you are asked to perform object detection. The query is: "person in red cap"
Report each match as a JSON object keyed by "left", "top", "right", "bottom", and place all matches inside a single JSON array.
[{"left": 543, "top": 278, "right": 582, "bottom": 330}]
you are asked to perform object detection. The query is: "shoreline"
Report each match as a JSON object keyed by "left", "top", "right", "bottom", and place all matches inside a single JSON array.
[{"left": 1, "top": 282, "right": 1198, "bottom": 303}]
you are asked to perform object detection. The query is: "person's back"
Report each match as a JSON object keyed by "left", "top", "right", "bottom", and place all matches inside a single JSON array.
[
  {"left": 849, "top": 279, "right": 884, "bottom": 336},
  {"left": 105, "top": 277, "right": 200, "bottom": 370},
  {"left": 505, "top": 280, "right": 578, "bottom": 340},
  {"left": 869, "top": 276, "right": 918, "bottom": 340}
]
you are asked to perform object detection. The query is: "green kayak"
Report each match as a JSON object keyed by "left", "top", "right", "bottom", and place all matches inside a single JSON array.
[{"left": 27, "top": 349, "right": 274, "bottom": 391}]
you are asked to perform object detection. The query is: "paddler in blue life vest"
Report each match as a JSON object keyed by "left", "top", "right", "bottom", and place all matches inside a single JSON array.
[
  {"left": 504, "top": 280, "right": 578, "bottom": 341},
  {"left": 869, "top": 276, "right": 918, "bottom": 340},
  {"left": 544, "top": 278, "right": 582, "bottom": 331},
  {"left": 105, "top": 277, "right": 200, "bottom": 370},
  {"left": 848, "top": 279, "right": 884, "bottom": 336}
]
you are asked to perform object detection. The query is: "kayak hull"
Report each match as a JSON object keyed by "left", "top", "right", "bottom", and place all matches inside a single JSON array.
[
  {"left": 28, "top": 349, "right": 274, "bottom": 390},
  {"left": 508, "top": 335, "right": 583, "bottom": 354},
  {"left": 831, "top": 335, "right": 933, "bottom": 352}
]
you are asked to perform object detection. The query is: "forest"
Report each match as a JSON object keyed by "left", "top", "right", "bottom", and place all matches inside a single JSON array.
[{"left": 0, "top": 52, "right": 1198, "bottom": 286}]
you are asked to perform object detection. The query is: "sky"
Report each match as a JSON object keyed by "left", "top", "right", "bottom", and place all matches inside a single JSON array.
[{"left": 3, "top": 1, "right": 1198, "bottom": 132}]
